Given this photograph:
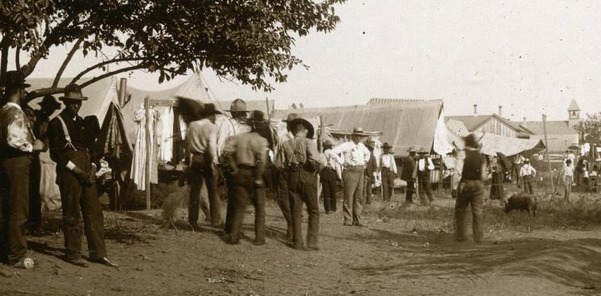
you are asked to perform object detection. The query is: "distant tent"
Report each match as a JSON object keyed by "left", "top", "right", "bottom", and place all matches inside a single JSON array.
[
  {"left": 271, "top": 100, "right": 449, "bottom": 156},
  {"left": 451, "top": 132, "right": 546, "bottom": 157}
]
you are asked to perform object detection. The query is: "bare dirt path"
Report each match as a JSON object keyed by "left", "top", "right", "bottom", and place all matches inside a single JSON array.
[{"left": 1, "top": 196, "right": 600, "bottom": 296}]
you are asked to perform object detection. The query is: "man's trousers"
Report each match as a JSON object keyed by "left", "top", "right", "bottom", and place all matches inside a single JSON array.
[
  {"left": 1, "top": 155, "right": 32, "bottom": 264},
  {"left": 288, "top": 169, "right": 319, "bottom": 249},
  {"left": 454, "top": 180, "right": 484, "bottom": 242},
  {"left": 58, "top": 151, "right": 107, "bottom": 261},
  {"left": 228, "top": 167, "right": 265, "bottom": 244},
  {"left": 342, "top": 166, "right": 364, "bottom": 225}
]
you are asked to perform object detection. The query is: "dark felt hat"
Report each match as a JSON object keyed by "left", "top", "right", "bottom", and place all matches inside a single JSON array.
[
  {"left": 1, "top": 71, "right": 30, "bottom": 88},
  {"left": 382, "top": 142, "right": 393, "bottom": 150},
  {"left": 463, "top": 133, "right": 480, "bottom": 149},
  {"left": 59, "top": 84, "right": 88, "bottom": 101},
  {"left": 288, "top": 118, "right": 315, "bottom": 139},
  {"left": 39, "top": 95, "right": 62, "bottom": 110},
  {"left": 283, "top": 113, "right": 300, "bottom": 122},
  {"left": 200, "top": 103, "right": 222, "bottom": 117}
]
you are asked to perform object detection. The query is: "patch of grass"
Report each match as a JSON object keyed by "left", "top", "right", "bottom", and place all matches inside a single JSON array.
[{"left": 378, "top": 195, "right": 601, "bottom": 233}]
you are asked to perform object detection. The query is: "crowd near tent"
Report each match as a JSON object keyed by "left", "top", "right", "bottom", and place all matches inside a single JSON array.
[{"left": 271, "top": 99, "right": 452, "bottom": 157}]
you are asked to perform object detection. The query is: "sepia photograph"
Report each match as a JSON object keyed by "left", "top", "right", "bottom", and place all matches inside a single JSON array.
[{"left": 1, "top": 0, "right": 600, "bottom": 295}]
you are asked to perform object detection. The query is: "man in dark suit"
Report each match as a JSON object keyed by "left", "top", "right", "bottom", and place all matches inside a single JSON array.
[
  {"left": 47, "top": 84, "right": 117, "bottom": 268},
  {"left": 401, "top": 146, "right": 417, "bottom": 203}
]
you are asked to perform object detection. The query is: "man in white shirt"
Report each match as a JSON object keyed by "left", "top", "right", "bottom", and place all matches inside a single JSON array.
[
  {"left": 563, "top": 159, "right": 574, "bottom": 202},
  {"left": 331, "top": 127, "right": 370, "bottom": 227},
  {"left": 417, "top": 147, "right": 435, "bottom": 206},
  {"left": 519, "top": 158, "right": 536, "bottom": 194},
  {"left": 320, "top": 140, "right": 343, "bottom": 214},
  {"left": 380, "top": 143, "right": 397, "bottom": 202},
  {"left": 186, "top": 104, "right": 222, "bottom": 228}
]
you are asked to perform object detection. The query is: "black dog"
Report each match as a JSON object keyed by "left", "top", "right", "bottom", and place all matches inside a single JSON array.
[{"left": 504, "top": 193, "right": 537, "bottom": 217}]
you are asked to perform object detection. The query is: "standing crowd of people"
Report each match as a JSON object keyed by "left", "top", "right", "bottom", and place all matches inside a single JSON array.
[{"left": 5, "top": 71, "right": 588, "bottom": 270}]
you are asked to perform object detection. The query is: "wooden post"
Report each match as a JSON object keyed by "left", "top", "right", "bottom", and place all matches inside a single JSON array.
[
  {"left": 144, "top": 96, "right": 152, "bottom": 211},
  {"left": 118, "top": 78, "right": 127, "bottom": 107},
  {"left": 265, "top": 97, "right": 271, "bottom": 120},
  {"left": 542, "top": 114, "right": 554, "bottom": 194}
]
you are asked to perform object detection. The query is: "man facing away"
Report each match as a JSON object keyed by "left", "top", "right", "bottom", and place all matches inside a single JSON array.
[
  {"left": 276, "top": 118, "right": 324, "bottom": 250},
  {"left": 185, "top": 104, "right": 222, "bottom": 229},
  {"left": 273, "top": 113, "right": 301, "bottom": 242},
  {"left": 331, "top": 127, "right": 370, "bottom": 227},
  {"left": 47, "top": 84, "right": 117, "bottom": 267},
  {"left": 224, "top": 111, "right": 269, "bottom": 245},
  {"left": 217, "top": 99, "right": 251, "bottom": 237},
  {"left": 455, "top": 133, "right": 488, "bottom": 243},
  {"left": 0, "top": 71, "right": 44, "bottom": 268}
]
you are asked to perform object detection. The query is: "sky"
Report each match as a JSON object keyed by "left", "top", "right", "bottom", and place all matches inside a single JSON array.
[{"left": 15, "top": 0, "right": 601, "bottom": 122}]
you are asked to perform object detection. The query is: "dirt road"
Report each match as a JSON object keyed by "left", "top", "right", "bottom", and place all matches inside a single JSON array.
[{"left": 1, "top": 197, "right": 600, "bottom": 296}]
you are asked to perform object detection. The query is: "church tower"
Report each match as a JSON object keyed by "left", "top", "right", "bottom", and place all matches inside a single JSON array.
[{"left": 567, "top": 99, "right": 580, "bottom": 129}]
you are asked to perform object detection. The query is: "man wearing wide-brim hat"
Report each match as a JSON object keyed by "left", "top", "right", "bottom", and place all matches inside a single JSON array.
[
  {"left": 400, "top": 146, "right": 418, "bottom": 203},
  {"left": 26, "top": 95, "right": 62, "bottom": 235},
  {"left": 217, "top": 99, "right": 252, "bottom": 237},
  {"left": 416, "top": 146, "right": 435, "bottom": 206},
  {"left": 223, "top": 110, "right": 270, "bottom": 245},
  {"left": 275, "top": 117, "right": 325, "bottom": 250},
  {"left": 0, "top": 71, "right": 44, "bottom": 268},
  {"left": 47, "top": 83, "right": 117, "bottom": 267},
  {"left": 185, "top": 103, "right": 224, "bottom": 230},
  {"left": 320, "top": 139, "right": 343, "bottom": 214},
  {"left": 331, "top": 127, "right": 371, "bottom": 227},
  {"left": 454, "top": 133, "right": 488, "bottom": 243},
  {"left": 272, "top": 112, "right": 302, "bottom": 242},
  {"left": 380, "top": 142, "right": 398, "bottom": 202}
]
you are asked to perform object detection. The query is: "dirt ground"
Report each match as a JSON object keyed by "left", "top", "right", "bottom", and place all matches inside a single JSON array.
[{"left": 1, "top": 187, "right": 601, "bottom": 296}]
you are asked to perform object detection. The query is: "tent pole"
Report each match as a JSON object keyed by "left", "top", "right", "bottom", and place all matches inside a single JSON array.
[
  {"left": 145, "top": 96, "right": 152, "bottom": 211},
  {"left": 542, "top": 114, "right": 554, "bottom": 195}
]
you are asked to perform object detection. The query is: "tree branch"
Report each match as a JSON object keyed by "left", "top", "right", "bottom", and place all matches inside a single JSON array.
[
  {"left": 79, "top": 64, "right": 146, "bottom": 88},
  {"left": 71, "top": 57, "right": 148, "bottom": 83},
  {"left": 20, "top": 14, "right": 77, "bottom": 78},
  {"left": 24, "top": 87, "right": 65, "bottom": 104},
  {"left": 53, "top": 36, "right": 85, "bottom": 87},
  {"left": 15, "top": 46, "right": 21, "bottom": 72},
  {"left": 1, "top": 37, "right": 9, "bottom": 80}
]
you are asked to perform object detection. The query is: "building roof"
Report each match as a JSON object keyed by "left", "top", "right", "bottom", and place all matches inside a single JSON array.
[
  {"left": 446, "top": 114, "right": 523, "bottom": 133},
  {"left": 520, "top": 121, "right": 578, "bottom": 135},
  {"left": 272, "top": 100, "right": 444, "bottom": 156},
  {"left": 568, "top": 99, "right": 580, "bottom": 111},
  {"left": 367, "top": 98, "right": 428, "bottom": 105}
]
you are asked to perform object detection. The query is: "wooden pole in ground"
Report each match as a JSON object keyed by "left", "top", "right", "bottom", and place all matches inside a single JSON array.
[
  {"left": 542, "top": 114, "right": 555, "bottom": 195},
  {"left": 144, "top": 96, "right": 152, "bottom": 210}
]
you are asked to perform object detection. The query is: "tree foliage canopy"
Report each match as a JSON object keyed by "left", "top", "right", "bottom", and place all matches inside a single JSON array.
[
  {"left": 0, "top": 0, "right": 345, "bottom": 102},
  {"left": 579, "top": 112, "right": 601, "bottom": 145}
]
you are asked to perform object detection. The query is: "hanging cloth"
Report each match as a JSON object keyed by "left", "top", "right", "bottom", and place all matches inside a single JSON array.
[{"left": 130, "top": 104, "right": 159, "bottom": 191}]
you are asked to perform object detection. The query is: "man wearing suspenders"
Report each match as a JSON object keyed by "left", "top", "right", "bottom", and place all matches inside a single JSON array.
[{"left": 47, "top": 84, "right": 117, "bottom": 268}]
